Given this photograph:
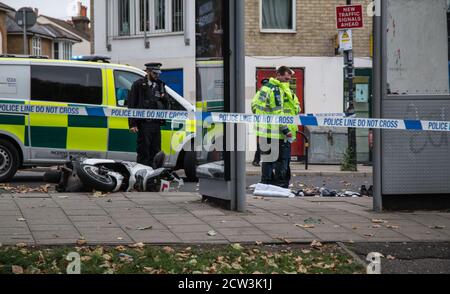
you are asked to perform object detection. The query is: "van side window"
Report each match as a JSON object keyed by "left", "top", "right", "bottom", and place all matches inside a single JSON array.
[
  {"left": 113, "top": 70, "right": 142, "bottom": 107},
  {"left": 167, "top": 95, "right": 185, "bottom": 111},
  {"left": 31, "top": 65, "right": 102, "bottom": 105}
]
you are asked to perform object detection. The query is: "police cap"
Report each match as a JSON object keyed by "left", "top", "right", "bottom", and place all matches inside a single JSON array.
[{"left": 145, "top": 62, "right": 162, "bottom": 73}]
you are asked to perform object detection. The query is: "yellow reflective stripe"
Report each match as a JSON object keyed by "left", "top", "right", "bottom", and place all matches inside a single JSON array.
[
  {"left": 67, "top": 128, "right": 108, "bottom": 152},
  {"left": 161, "top": 130, "right": 173, "bottom": 155},
  {"left": 0, "top": 125, "right": 25, "bottom": 144},
  {"left": 186, "top": 120, "right": 196, "bottom": 133},
  {"left": 105, "top": 69, "right": 117, "bottom": 107},
  {"left": 29, "top": 101, "right": 68, "bottom": 127}
]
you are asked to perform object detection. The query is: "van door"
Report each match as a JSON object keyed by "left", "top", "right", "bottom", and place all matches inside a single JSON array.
[
  {"left": 29, "top": 64, "right": 107, "bottom": 162},
  {"left": 106, "top": 69, "right": 142, "bottom": 161}
]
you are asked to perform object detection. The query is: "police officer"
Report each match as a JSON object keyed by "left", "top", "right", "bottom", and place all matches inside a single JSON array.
[
  {"left": 252, "top": 78, "right": 270, "bottom": 167},
  {"left": 251, "top": 67, "right": 295, "bottom": 188},
  {"left": 128, "top": 62, "right": 169, "bottom": 167}
]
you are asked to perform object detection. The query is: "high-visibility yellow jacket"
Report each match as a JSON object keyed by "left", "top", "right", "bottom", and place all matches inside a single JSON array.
[
  {"left": 251, "top": 78, "right": 290, "bottom": 139},
  {"left": 282, "top": 83, "right": 301, "bottom": 136}
]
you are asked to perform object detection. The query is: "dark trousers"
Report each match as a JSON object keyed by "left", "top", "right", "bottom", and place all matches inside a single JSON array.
[
  {"left": 261, "top": 140, "right": 291, "bottom": 188},
  {"left": 137, "top": 122, "right": 161, "bottom": 168},
  {"left": 253, "top": 137, "right": 261, "bottom": 163}
]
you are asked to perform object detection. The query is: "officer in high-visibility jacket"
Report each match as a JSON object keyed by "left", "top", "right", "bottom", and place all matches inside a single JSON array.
[{"left": 251, "top": 66, "right": 296, "bottom": 188}]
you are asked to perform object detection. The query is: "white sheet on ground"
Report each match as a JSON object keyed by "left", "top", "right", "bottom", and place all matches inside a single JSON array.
[{"left": 253, "top": 183, "right": 295, "bottom": 198}]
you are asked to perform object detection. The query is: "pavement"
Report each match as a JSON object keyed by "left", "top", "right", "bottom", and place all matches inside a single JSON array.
[
  {"left": 246, "top": 163, "right": 373, "bottom": 177},
  {"left": 1, "top": 190, "right": 449, "bottom": 246}
]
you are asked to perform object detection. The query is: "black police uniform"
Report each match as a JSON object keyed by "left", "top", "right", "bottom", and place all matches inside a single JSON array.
[{"left": 128, "top": 63, "right": 168, "bottom": 167}]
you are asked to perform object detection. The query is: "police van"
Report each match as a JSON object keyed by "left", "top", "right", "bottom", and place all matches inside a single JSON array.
[{"left": 0, "top": 56, "right": 199, "bottom": 182}]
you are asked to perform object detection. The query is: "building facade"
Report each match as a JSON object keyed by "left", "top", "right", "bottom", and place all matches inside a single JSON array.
[
  {"left": 92, "top": 0, "right": 196, "bottom": 102},
  {"left": 91, "top": 0, "right": 374, "bottom": 162},
  {"left": 245, "top": 0, "right": 373, "bottom": 163}
]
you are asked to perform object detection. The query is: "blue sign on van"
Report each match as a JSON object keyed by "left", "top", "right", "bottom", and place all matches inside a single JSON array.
[{"left": 161, "top": 69, "right": 184, "bottom": 96}]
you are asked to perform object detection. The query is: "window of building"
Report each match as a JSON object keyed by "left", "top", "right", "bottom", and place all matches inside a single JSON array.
[
  {"left": 53, "top": 42, "right": 59, "bottom": 59},
  {"left": 172, "top": 0, "right": 183, "bottom": 32},
  {"left": 32, "top": 37, "right": 42, "bottom": 56},
  {"left": 139, "top": 0, "right": 150, "bottom": 31},
  {"left": 260, "top": 0, "right": 295, "bottom": 32},
  {"left": 61, "top": 42, "right": 73, "bottom": 60},
  {"left": 31, "top": 65, "right": 103, "bottom": 105},
  {"left": 113, "top": 70, "right": 143, "bottom": 106},
  {"left": 119, "top": 0, "right": 131, "bottom": 35},
  {"left": 135, "top": 0, "right": 184, "bottom": 34}
]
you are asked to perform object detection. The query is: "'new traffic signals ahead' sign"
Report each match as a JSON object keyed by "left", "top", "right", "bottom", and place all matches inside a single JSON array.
[{"left": 336, "top": 4, "right": 364, "bottom": 30}]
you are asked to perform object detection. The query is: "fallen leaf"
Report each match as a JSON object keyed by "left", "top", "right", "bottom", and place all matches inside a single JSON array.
[
  {"left": 310, "top": 240, "right": 323, "bottom": 249},
  {"left": 386, "top": 225, "right": 399, "bottom": 229},
  {"left": 16, "top": 218, "right": 26, "bottom": 222},
  {"left": 188, "top": 259, "right": 198, "bottom": 265},
  {"left": 255, "top": 241, "right": 263, "bottom": 246},
  {"left": 128, "top": 243, "right": 145, "bottom": 249},
  {"left": 372, "top": 224, "right": 381, "bottom": 228},
  {"left": 93, "top": 191, "right": 107, "bottom": 198},
  {"left": 371, "top": 219, "right": 388, "bottom": 224},
  {"left": 81, "top": 256, "right": 92, "bottom": 262},
  {"left": 297, "top": 264, "right": 308, "bottom": 273},
  {"left": 115, "top": 246, "right": 126, "bottom": 251},
  {"left": 137, "top": 226, "right": 153, "bottom": 230},
  {"left": 102, "top": 254, "right": 113, "bottom": 261},
  {"left": 301, "top": 249, "right": 311, "bottom": 254},
  {"left": 277, "top": 237, "right": 292, "bottom": 244},
  {"left": 387, "top": 255, "right": 396, "bottom": 260},
  {"left": 163, "top": 246, "right": 175, "bottom": 253},
  {"left": 76, "top": 239, "right": 87, "bottom": 246},
  {"left": 231, "top": 243, "right": 244, "bottom": 251},
  {"left": 117, "top": 237, "right": 123, "bottom": 240},
  {"left": 207, "top": 230, "right": 217, "bottom": 236},
  {"left": 15, "top": 243, "right": 27, "bottom": 248},
  {"left": 231, "top": 262, "right": 243, "bottom": 270},
  {"left": 295, "top": 224, "right": 315, "bottom": 229},
  {"left": 12, "top": 265, "right": 23, "bottom": 274},
  {"left": 143, "top": 267, "right": 154, "bottom": 273},
  {"left": 364, "top": 233, "right": 374, "bottom": 237},
  {"left": 430, "top": 225, "right": 446, "bottom": 229}
]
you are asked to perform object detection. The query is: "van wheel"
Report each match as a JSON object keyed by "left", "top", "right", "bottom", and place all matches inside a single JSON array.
[
  {"left": 0, "top": 139, "right": 20, "bottom": 183},
  {"left": 184, "top": 151, "right": 198, "bottom": 182}
]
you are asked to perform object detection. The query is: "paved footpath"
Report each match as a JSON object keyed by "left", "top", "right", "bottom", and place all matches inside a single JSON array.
[{"left": 0, "top": 191, "right": 449, "bottom": 245}]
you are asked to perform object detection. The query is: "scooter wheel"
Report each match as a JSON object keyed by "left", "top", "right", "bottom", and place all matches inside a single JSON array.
[{"left": 76, "top": 163, "right": 117, "bottom": 192}]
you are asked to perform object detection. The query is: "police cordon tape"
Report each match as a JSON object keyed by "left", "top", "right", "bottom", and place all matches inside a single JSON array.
[{"left": 1, "top": 102, "right": 450, "bottom": 132}]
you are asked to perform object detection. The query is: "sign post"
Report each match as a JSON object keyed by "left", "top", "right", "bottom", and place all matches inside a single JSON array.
[
  {"left": 15, "top": 7, "right": 36, "bottom": 55},
  {"left": 336, "top": 2, "right": 363, "bottom": 171}
]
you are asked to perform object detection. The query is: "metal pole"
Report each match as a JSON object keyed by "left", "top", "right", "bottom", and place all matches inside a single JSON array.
[
  {"left": 345, "top": 0, "right": 357, "bottom": 171},
  {"left": 235, "top": 0, "right": 246, "bottom": 212},
  {"left": 373, "top": 0, "right": 383, "bottom": 212},
  {"left": 22, "top": 12, "right": 27, "bottom": 54}
]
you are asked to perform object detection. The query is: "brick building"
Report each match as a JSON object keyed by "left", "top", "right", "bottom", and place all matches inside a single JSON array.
[{"left": 0, "top": 2, "right": 14, "bottom": 54}]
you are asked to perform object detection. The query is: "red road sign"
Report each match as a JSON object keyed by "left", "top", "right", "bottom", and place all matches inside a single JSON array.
[{"left": 336, "top": 4, "right": 364, "bottom": 30}]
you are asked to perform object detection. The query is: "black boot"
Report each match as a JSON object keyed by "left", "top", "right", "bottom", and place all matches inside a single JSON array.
[{"left": 360, "top": 185, "right": 368, "bottom": 196}]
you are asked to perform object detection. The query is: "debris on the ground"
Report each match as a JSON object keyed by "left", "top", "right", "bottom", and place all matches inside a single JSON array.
[
  {"left": 296, "top": 224, "right": 315, "bottom": 229},
  {"left": 430, "top": 225, "right": 446, "bottom": 229},
  {"left": 16, "top": 218, "right": 26, "bottom": 222},
  {"left": 11, "top": 265, "right": 24, "bottom": 274},
  {"left": 207, "top": 230, "right": 217, "bottom": 236},
  {"left": 320, "top": 187, "right": 337, "bottom": 197},
  {"left": 304, "top": 217, "right": 324, "bottom": 225},
  {"left": 137, "top": 225, "right": 153, "bottom": 231},
  {"left": 76, "top": 238, "right": 87, "bottom": 246},
  {"left": 253, "top": 183, "right": 295, "bottom": 198},
  {"left": 118, "top": 253, "right": 134, "bottom": 262},
  {"left": 0, "top": 184, "right": 53, "bottom": 194},
  {"left": 386, "top": 225, "right": 399, "bottom": 229},
  {"left": 231, "top": 243, "right": 244, "bottom": 251},
  {"left": 15, "top": 243, "right": 27, "bottom": 248},
  {"left": 310, "top": 240, "right": 323, "bottom": 249},
  {"left": 386, "top": 255, "right": 396, "bottom": 260},
  {"left": 372, "top": 219, "right": 389, "bottom": 224}
]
